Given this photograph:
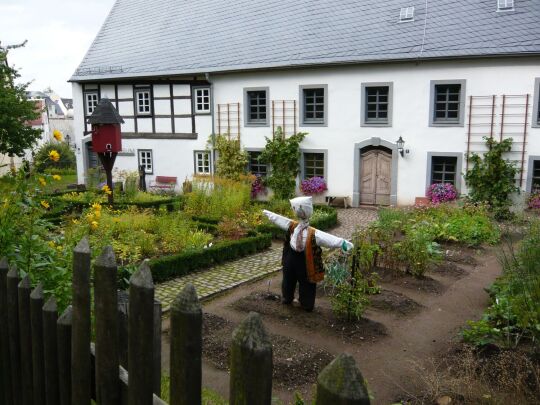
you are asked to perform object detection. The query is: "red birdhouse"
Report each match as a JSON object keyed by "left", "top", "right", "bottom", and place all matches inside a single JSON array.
[{"left": 88, "top": 98, "right": 124, "bottom": 153}]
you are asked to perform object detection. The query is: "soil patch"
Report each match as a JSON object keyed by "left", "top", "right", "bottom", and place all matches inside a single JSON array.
[
  {"left": 441, "top": 245, "right": 479, "bottom": 266},
  {"left": 230, "top": 291, "right": 387, "bottom": 344},
  {"left": 369, "top": 289, "right": 424, "bottom": 316},
  {"left": 430, "top": 261, "right": 468, "bottom": 278},
  {"left": 202, "top": 312, "right": 334, "bottom": 388},
  {"left": 375, "top": 267, "right": 446, "bottom": 294}
]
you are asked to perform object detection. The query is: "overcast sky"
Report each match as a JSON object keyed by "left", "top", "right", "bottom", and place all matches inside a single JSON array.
[{"left": 1, "top": 0, "right": 116, "bottom": 98}]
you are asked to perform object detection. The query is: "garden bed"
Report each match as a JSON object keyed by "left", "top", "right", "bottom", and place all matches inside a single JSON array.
[
  {"left": 200, "top": 313, "right": 334, "bottom": 388},
  {"left": 369, "top": 289, "right": 424, "bottom": 316},
  {"left": 374, "top": 267, "right": 446, "bottom": 294},
  {"left": 230, "top": 291, "right": 387, "bottom": 344}
]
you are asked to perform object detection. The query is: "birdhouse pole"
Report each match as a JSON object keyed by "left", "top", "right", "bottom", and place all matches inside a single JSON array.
[{"left": 87, "top": 98, "right": 124, "bottom": 204}]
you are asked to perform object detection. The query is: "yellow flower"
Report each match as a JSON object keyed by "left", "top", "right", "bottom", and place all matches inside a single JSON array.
[
  {"left": 94, "top": 210, "right": 101, "bottom": 219},
  {"left": 101, "top": 185, "right": 112, "bottom": 195},
  {"left": 92, "top": 202, "right": 102, "bottom": 211},
  {"left": 52, "top": 174, "right": 62, "bottom": 181},
  {"left": 90, "top": 221, "right": 99, "bottom": 230},
  {"left": 40, "top": 200, "right": 50, "bottom": 209},
  {"left": 48, "top": 150, "right": 60, "bottom": 162},
  {"left": 48, "top": 241, "right": 56, "bottom": 248},
  {"left": 56, "top": 245, "right": 63, "bottom": 251},
  {"left": 53, "top": 130, "right": 63, "bottom": 141},
  {"left": 38, "top": 177, "right": 46, "bottom": 186},
  {"left": 71, "top": 218, "right": 79, "bottom": 224}
]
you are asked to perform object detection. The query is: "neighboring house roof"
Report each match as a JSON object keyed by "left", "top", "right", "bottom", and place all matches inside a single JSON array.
[
  {"left": 27, "top": 100, "right": 45, "bottom": 126},
  {"left": 71, "top": 0, "right": 540, "bottom": 82},
  {"left": 62, "top": 98, "right": 74, "bottom": 110}
]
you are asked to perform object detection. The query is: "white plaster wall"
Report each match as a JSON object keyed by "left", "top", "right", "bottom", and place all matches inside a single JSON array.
[
  {"left": 211, "top": 57, "right": 540, "bottom": 205},
  {"left": 72, "top": 82, "right": 87, "bottom": 184}
]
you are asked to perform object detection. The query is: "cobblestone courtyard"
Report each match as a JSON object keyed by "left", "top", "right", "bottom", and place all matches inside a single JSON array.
[{"left": 155, "top": 208, "right": 378, "bottom": 311}]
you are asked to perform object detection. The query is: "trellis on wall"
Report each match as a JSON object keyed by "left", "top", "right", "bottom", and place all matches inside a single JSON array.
[
  {"left": 272, "top": 100, "right": 297, "bottom": 138},
  {"left": 217, "top": 103, "right": 241, "bottom": 141},
  {"left": 466, "top": 94, "right": 530, "bottom": 186}
]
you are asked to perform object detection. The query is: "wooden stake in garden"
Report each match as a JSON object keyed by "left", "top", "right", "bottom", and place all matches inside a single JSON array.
[{"left": 87, "top": 98, "right": 124, "bottom": 204}]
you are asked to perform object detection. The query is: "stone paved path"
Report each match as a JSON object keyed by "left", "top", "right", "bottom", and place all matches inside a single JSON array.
[{"left": 155, "top": 208, "right": 378, "bottom": 311}]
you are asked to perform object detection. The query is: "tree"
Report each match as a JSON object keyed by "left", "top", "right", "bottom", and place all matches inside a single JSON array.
[{"left": 0, "top": 46, "right": 42, "bottom": 157}]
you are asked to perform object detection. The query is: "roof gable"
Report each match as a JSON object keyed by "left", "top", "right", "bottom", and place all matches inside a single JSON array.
[{"left": 71, "top": 0, "right": 540, "bottom": 81}]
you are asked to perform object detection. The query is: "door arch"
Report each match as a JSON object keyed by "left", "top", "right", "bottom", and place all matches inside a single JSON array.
[{"left": 353, "top": 137, "right": 398, "bottom": 206}]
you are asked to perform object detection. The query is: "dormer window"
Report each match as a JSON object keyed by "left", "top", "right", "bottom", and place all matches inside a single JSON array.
[
  {"left": 497, "top": 0, "right": 514, "bottom": 11},
  {"left": 399, "top": 6, "right": 415, "bottom": 22}
]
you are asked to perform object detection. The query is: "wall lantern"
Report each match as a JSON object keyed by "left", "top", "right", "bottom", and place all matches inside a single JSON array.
[
  {"left": 396, "top": 136, "right": 408, "bottom": 157},
  {"left": 87, "top": 98, "right": 124, "bottom": 203}
]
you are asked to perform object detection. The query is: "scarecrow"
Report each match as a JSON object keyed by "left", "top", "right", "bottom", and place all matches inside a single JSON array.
[{"left": 263, "top": 196, "right": 353, "bottom": 311}]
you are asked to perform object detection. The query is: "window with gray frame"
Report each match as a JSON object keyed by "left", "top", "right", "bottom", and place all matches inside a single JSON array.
[
  {"left": 434, "top": 84, "right": 461, "bottom": 123},
  {"left": 247, "top": 151, "right": 267, "bottom": 177},
  {"left": 246, "top": 90, "right": 267, "bottom": 124},
  {"left": 431, "top": 156, "right": 457, "bottom": 185},
  {"left": 138, "top": 150, "right": 153, "bottom": 174},
  {"left": 135, "top": 88, "right": 152, "bottom": 115},
  {"left": 533, "top": 160, "right": 540, "bottom": 190},
  {"left": 365, "top": 86, "right": 389, "bottom": 123},
  {"left": 303, "top": 88, "right": 325, "bottom": 124},
  {"left": 303, "top": 152, "right": 325, "bottom": 179}
]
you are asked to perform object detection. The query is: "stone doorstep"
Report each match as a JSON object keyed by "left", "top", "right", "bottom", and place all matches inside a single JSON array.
[{"left": 159, "top": 265, "right": 281, "bottom": 314}]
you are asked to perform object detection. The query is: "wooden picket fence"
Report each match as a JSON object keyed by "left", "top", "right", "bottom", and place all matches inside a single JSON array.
[{"left": 0, "top": 238, "right": 371, "bottom": 405}]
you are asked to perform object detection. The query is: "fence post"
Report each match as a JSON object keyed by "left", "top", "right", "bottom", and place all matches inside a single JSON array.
[
  {"left": 18, "top": 275, "right": 34, "bottom": 405},
  {"left": 6, "top": 266, "right": 21, "bottom": 405},
  {"left": 0, "top": 258, "right": 13, "bottom": 405},
  {"left": 94, "top": 246, "right": 120, "bottom": 405},
  {"left": 72, "top": 237, "right": 91, "bottom": 405},
  {"left": 43, "top": 297, "right": 60, "bottom": 405},
  {"left": 117, "top": 290, "right": 129, "bottom": 369},
  {"left": 170, "top": 283, "right": 202, "bottom": 405},
  {"left": 315, "top": 353, "right": 370, "bottom": 405},
  {"left": 30, "top": 283, "right": 46, "bottom": 405},
  {"left": 229, "top": 312, "right": 272, "bottom": 405},
  {"left": 153, "top": 299, "right": 162, "bottom": 397},
  {"left": 58, "top": 305, "right": 73, "bottom": 405},
  {"left": 128, "top": 261, "right": 155, "bottom": 405}
]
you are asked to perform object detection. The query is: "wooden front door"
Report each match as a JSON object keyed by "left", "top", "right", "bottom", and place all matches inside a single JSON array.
[{"left": 360, "top": 149, "right": 392, "bottom": 205}]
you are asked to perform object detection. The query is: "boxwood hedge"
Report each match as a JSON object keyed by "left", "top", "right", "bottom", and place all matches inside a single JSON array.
[{"left": 149, "top": 233, "right": 272, "bottom": 282}]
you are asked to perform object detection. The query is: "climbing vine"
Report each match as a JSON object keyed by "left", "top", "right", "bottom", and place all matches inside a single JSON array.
[
  {"left": 259, "top": 128, "right": 307, "bottom": 199},
  {"left": 464, "top": 137, "right": 519, "bottom": 219},
  {"left": 211, "top": 134, "right": 248, "bottom": 180}
]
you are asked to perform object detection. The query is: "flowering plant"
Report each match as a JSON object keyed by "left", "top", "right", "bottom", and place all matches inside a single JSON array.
[
  {"left": 427, "top": 183, "right": 458, "bottom": 204},
  {"left": 528, "top": 188, "right": 540, "bottom": 209},
  {"left": 251, "top": 175, "right": 267, "bottom": 199},
  {"left": 301, "top": 176, "right": 327, "bottom": 195}
]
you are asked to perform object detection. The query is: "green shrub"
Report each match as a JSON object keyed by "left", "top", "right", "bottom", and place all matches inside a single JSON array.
[
  {"left": 149, "top": 233, "right": 272, "bottom": 282},
  {"left": 212, "top": 134, "right": 249, "bottom": 180},
  {"left": 33, "top": 141, "right": 76, "bottom": 172},
  {"left": 462, "top": 220, "right": 540, "bottom": 347}
]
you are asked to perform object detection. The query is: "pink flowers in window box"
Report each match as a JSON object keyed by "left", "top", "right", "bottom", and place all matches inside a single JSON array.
[
  {"left": 251, "top": 175, "right": 267, "bottom": 199},
  {"left": 426, "top": 183, "right": 458, "bottom": 204},
  {"left": 528, "top": 189, "right": 540, "bottom": 210},
  {"left": 301, "top": 176, "right": 328, "bottom": 195}
]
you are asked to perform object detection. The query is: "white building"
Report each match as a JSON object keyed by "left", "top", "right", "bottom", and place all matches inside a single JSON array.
[{"left": 70, "top": 0, "right": 540, "bottom": 206}]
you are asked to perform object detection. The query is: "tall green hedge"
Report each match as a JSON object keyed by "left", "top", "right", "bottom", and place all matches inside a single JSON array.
[{"left": 149, "top": 233, "right": 272, "bottom": 282}]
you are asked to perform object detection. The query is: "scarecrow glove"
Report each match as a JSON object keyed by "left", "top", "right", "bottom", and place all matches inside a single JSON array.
[
  {"left": 262, "top": 210, "right": 291, "bottom": 231},
  {"left": 315, "top": 230, "right": 352, "bottom": 250},
  {"left": 341, "top": 240, "right": 354, "bottom": 252}
]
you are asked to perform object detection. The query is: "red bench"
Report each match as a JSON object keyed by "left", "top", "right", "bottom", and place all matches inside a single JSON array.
[{"left": 149, "top": 176, "right": 177, "bottom": 192}]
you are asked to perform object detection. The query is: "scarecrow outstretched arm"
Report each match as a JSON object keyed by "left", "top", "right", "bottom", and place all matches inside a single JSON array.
[
  {"left": 315, "top": 230, "right": 354, "bottom": 250},
  {"left": 262, "top": 210, "right": 292, "bottom": 231}
]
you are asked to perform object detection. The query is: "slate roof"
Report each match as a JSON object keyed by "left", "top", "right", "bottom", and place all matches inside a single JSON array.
[
  {"left": 87, "top": 98, "right": 125, "bottom": 124},
  {"left": 71, "top": 0, "right": 540, "bottom": 81}
]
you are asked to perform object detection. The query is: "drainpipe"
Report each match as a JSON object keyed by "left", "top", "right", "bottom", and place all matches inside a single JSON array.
[{"left": 205, "top": 72, "right": 216, "bottom": 174}]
